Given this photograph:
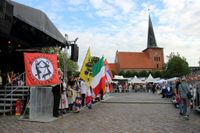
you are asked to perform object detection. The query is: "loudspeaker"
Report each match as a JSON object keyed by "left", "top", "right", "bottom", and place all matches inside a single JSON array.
[
  {"left": 70, "top": 44, "right": 79, "bottom": 62},
  {"left": 0, "top": 0, "right": 13, "bottom": 35}
]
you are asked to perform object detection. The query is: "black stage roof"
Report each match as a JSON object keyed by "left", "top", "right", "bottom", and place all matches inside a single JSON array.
[{"left": 0, "top": 0, "right": 68, "bottom": 49}]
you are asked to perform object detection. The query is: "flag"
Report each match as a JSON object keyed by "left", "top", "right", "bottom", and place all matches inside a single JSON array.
[
  {"left": 91, "top": 57, "right": 106, "bottom": 96},
  {"left": 24, "top": 52, "right": 60, "bottom": 86},
  {"left": 104, "top": 59, "right": 113, "bottom": 92},
  {"left": 79, "top": 47, "right": 93, "bottom": 86}
]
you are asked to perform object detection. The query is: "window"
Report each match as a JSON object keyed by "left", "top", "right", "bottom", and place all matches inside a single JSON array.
[{"left": 154, "top": 57, "right": 160, "bottom": 62}]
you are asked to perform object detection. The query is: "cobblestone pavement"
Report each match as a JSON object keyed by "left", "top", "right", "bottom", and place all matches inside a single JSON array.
[{"left": 0, "top": 93, "right": 200, "bottom": 133}]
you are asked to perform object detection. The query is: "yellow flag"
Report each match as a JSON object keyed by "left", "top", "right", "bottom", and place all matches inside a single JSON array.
[{"left": 79, "top": 47, "right": 93, "bottom": 86}]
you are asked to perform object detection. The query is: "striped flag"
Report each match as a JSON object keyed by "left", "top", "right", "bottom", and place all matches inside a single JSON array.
[
  {"left": 91, "top": 57, "right": 106, "bottom": 96},
  {"left": 104, "top": 59, "right": 113, "bottom": 92}
]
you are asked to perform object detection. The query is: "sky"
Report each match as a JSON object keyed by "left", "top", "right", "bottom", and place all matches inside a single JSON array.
[{"left": 14, "top": 0, "right": 200, "bottom": 69}]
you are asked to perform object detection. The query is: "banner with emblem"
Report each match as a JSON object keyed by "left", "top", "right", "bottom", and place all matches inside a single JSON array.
[
  {"left": 24, "top": 53, "right": 60, "bottom": 86},
  {"left": 79, "top": 47, "right": 93, "bottom": 86}
]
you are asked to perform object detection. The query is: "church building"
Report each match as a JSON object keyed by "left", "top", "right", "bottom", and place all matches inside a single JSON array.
[{"left": 109, "top": 15, "right": 164, "bottom": 74}]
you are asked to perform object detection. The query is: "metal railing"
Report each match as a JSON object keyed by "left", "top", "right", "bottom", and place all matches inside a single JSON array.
[{"left": 2, "top": 72, "right": 29, "bottom": 115}]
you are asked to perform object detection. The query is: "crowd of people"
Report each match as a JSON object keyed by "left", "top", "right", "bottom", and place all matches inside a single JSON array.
[
  {"left": 1, "top": 69, "right": 199, "bottom": 120},
  {"left": 172, "top": 77, "right": 198, "bottom": 120},
  {"left": 112, "top": 76, "right": 200, "bottom": 120},
  {"left": 52, "top": 70, "right": 102, "bottom": 118},
  {"left": 0, "top": 69, "right": 104, "bottom": 118},
  {"left": 112, "top": 82, "right": 155, "bottom": 93},
  {"left": 0, "top": 71, "right": 24, "bottom": 86},
  {"left": 158, "top": 76, "right": 199, "bottom": 120}
]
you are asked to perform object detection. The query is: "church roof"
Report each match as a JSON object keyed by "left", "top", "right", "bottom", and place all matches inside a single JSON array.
[
  {"left": 109, "top": 63, "right": 117, "bottom": 73},
  {"left": 117, "top": 52, "right": 155, "bottom": 69},
  {"left": 147, "top": 14, "right": 157, "bottom": 48}
]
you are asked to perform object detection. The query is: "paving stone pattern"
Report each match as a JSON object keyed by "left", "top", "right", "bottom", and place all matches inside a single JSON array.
[{"left": 0, "top": 93, "right": 200, "bottom": 133}]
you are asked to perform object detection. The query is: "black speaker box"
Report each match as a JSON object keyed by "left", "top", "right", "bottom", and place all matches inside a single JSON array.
[{"left": 70, "top": 44, "right": 79, "bottom": 62}]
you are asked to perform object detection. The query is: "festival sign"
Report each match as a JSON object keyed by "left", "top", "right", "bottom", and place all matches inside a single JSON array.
[{"left": 24, "top": 53, "right": 60, "bottom": 86}]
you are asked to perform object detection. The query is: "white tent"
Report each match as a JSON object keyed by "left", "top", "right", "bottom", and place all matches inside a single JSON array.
[
  {"left": 145, "top": 74, "right": 156, "bottom": 83},
  {"left": 167, "top": 77, "right": 178, "bottom": 82},
  {"left": 130, "top": 76, "right": 145, "bottom": 84},
  {"left": 154, "top": 79, "right": 167, "bottom": 84},
  {"left": 113, "top": 75, "right": 128, "bottom": 82},
  {"left": 113, "top": 75, "right": 125, "bottom": 80}
]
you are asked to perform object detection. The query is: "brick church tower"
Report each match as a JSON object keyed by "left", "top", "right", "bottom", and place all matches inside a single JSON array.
[
  {"left": 109, "top": 14, "right": 164, "bottom": 74},
  {"left": 143, "top": 15, "right": 164, "bottom": 70}
]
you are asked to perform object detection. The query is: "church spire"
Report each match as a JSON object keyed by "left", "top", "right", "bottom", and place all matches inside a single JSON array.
[{"left": 147, "top": 14, "right": 157, "bottom": 48}]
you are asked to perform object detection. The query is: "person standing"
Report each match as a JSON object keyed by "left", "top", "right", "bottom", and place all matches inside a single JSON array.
[
  {"left": 80, "top": 79, "right": 87, "bottom": 107},
  {"left": 59, "top": 81, "right": 69, "bottom": 114},
  {"left": 178, "top": 77, "right": 191, "bottom": 120},
  {"left": 52, "top": 69, "right": 63, "bottom": 117},
  {"left": 52, "top": 83, "right": 62, "bottom": 117}
]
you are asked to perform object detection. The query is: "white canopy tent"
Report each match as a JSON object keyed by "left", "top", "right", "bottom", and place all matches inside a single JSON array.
[
  {"left": 167, "top": 77, "right": 178, "bottom": 82},
  {"left": 145, "top": 74, "right": 156, "bottom": 83},
  {"left": 113, "top": 75, "right": 128, "bottom": 80},
  {"left": 113, "top": 75, "right": 124, "bottom": 80},
  {"left": 154, "top": 79, "right": 167, "bottom": 84},
  {"left": 130, "top": 76, "right": 145, "bottom": 84}
]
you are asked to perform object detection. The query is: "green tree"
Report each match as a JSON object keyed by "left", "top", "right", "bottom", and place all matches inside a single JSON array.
[
  {"left": 165, "top": 52, "right": 190, "bottom": 78},
  {"left": 131, "top": 71, "right": 138, "bottom": 77},
  {"left": 152, "top": 71, "right": 162, "bottom": 78},
  {"left": 138, "top": 70, "right": 148, "bottom": 77},
  {"left": 91, "top": 56, "right": 100, "bottom": 65},
  {"left": 111, "top": 70, "right": 116, "bottom": 76},
  {"left": 118, "top": 70, "right": 125, "bottom": 77},
  {"left": 41, "top": 47, "right": 79, "bottom": 76},
  {"left": 124, "top": 71, "right": 132, "bottom": 77}
]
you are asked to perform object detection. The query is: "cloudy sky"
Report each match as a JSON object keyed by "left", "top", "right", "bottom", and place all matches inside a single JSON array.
[{"left": 14, "top": 0, "right": 200, "bottom": 68}]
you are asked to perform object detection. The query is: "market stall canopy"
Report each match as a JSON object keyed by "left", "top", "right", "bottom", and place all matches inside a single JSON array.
[
  {"left": 130, "top": 76, "right": 145, "bottom": 84},
  {"left": 154, "top": 79, "right": 167, "bottom": 84},
  {"left": 167, "top": 77, "right": 178, "bottom": 82},
  {"left": 113, "top": 75, "right": 128, "bottom": 80},
  {"left": 113, "top": 75, "right": 124, "bottom": 80},
  {"left": 145, "top": 74, "right": 156, "bottom": 83}
]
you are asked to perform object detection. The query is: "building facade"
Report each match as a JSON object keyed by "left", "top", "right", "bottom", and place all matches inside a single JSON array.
[{"left": 109, "top": 15, "right": 164, "bottom": 74}]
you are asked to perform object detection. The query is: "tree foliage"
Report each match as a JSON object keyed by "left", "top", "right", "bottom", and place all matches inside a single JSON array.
[
  {"left": 41, "top": 47, "right": 79, "bottom": 76},
  {"left": 138, "top": 70, "right": 148, "bottom": 77},
  {"left": 151, "top": 71, "right": 162, "bottom": 78},
  {"left": 124, "top": 71, "right": 132, "bottom": 77},
  {"left": 165, "top": 52, "right": 190, "bottom": 78},
  {"left": 118, "top": 70, "right": 125, "bottom": 76}
]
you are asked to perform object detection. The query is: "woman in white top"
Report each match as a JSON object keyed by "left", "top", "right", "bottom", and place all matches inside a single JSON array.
[{"left": 80, "top": 79, "right": 88, "bottom": 106}]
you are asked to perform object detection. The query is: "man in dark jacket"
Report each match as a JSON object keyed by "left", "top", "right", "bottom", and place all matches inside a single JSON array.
[
  {"left": 52, "top": 84, "right": 62, "bottom": 117},
  {"left": 52, "top": 69, "right": 64, "bottom": 117}
]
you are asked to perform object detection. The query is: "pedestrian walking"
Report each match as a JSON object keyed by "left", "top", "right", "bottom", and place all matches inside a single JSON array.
[{"left": 178, "top": 77, "right": 191, "bottom": 120}]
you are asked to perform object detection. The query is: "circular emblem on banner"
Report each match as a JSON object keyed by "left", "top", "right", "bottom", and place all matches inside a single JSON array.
[{"left": 31, "top": 58, "right": 54, "bottom": 81}]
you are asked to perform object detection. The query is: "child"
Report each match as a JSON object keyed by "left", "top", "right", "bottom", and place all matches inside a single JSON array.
[
  {"left": 86, "top": 88, "right": 92, "bottom": 109},
  {"left": 73, "top": 97, "right": 82, "bottom": 113}
]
